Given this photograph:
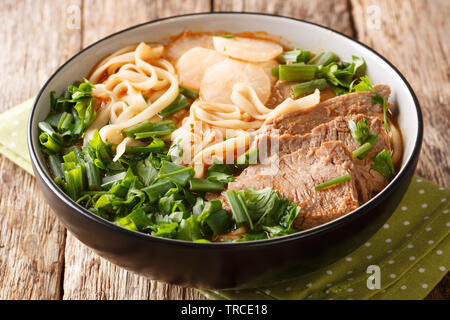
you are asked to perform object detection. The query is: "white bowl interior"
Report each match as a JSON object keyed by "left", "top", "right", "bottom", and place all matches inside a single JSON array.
[{"left": 31, "top": 13, "right": 420, "bottom": 210}]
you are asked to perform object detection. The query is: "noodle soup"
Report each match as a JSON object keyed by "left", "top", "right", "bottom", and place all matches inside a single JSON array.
[{"left": 37, "top": 32, "right": 402, "bottom": 242}]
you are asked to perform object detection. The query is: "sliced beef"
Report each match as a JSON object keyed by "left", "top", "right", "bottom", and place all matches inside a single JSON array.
[
  {"left": 207, "top": 85, "right": 393, "bottom": 231},
  {"left": 260, "top": 84, "right": 390, "bottom": 136},
  {"left": 213, "top": 141, "right": 360, "bottom": 230},
  {"left": 253, "top": 114, "right": 391, "bottom": 202}
]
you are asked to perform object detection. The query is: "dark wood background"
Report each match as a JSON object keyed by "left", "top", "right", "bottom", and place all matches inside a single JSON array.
[{"left": 0, "top": 0, "right": 448, "bottom": 299}]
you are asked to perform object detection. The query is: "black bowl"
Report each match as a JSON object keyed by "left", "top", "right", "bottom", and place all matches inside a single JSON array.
[{"left": 28, "top": 13, "right": 423, "bottom": 289}]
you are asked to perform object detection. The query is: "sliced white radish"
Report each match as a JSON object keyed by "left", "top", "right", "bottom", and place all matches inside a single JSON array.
[
  {"left": 200, "top": 58, "right": 271, "bottom": 104},
  {"left": 213, "top": 36, "right": 283, "bottom": 62},
  {"left": 165, "top": 33, "right": 214, "bottom": 62},
  {"left": 176, "top": 47, "right": 227, "bottom": 91},
  {"left": 253, "top": 59, "right": 279, "bottom": 86}
]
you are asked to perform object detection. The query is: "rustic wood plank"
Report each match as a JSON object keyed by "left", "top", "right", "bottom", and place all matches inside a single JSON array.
[
  {"left": 0, "top": 0, "right": 82, "bottom": 299},
  {"left": 62, "top": 0, "right": 210, "bottom": 300},
  {"left": 214, "top": 0, "right": 354, "bottom": 37},
  {"left": 82, "top": 0, "right": 211, "bottom": 47},
  {"left": 351, "top": 0, "right": 449, "bottom": 300},
  {"left": 351, "top": 0, "right": 450, "bottom": 188}
]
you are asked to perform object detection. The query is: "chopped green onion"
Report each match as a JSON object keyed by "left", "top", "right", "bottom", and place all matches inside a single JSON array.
[
  {"left": 176, "top": 216, "right": 202, "bottom": 241},
  {"left": 63, "top": 162, "right": 77, "bottom": 171},
  {"left": 278, "top": 65, "right": 317, "bottom": 82},
  {"left": 39, "top": 132, "right": 62, "bottom": 153},
  {"left": 57, "top": 112, "right": 73, "bottom": 131},
  {"left": 158, "top": 161, "right": 195, "bottom": 186},
  {"left": 64, "top": 166, "right": 85, "bottom": 200},
  {"left": 315, "top": 174, "right": 351, "bottom": 190},
  {"left": 201, "top": 209, "right": 233, "bottom": 236},
  {"left": 153, "top": 222, "right": 178, "bottom": 238},
  {"left": 206, "top": 171, "right": 235, "bottom": 184},
  {"left": 38, "top": 122, "right": 63, "bottom": 144},
  {"left": 221, "top": 34, "right": 235, "bottom": 39},
  {"left": 134, "top": 130, "right": 173, "bottom": 139},
  {"left": 122, "top": 120, "right": 176, "bottom": 138},
  {"left": 142, "top": 181, "right": 176, "bottom": 202},
  {"left": 125, "top": 138, "right": 165, "bottom": 154},
  {"left": 85, "top": 162, "right": 101, "bottom": 190},
  {"left": 225, "top": 190, "right": 254, "bottom": 230},
  {"left": 48, "top": 154, "right": 63, "bottom": 178},
  {"left": 179, "top": 86, "right": 199, "bottom": 100},
  {"left": 307, "top": 51, "right": 338, "bottom": 66},
  {"left": 63, "top": 151, "right": 79, "bottom": 163},
  {"left": 189, "top": 178, "right": 225, "bottom": 192},
  {"left": 238, "top": 232, "right": 268, "bottom": 241},
  {"left": 277, "top": 49, "right": 310, "bottom": 64},
  {"left": 291, "top": 79, "right": 327, "bottom": 98},
  {"left": 194, "top": 239, "right": 211, "bottom": 243},
  {"left": 236, "top": 148, "right": 258, "bottom": 166},
  {"left": 352, "top": 134, "right": 378, "bottom": 159},
  {"left": 271, "top": 67, "right": 279, "bottom": 77},
  {"left": 159, "top": 94, "right": 190, "bottom": 118},
  {"left": 101, "top": 171, "right": 127, "bottom": 189}
]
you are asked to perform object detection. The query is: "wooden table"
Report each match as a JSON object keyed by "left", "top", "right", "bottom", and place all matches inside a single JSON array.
[{"left": 0, "top": 0, "right": 448, "bottom": 300}]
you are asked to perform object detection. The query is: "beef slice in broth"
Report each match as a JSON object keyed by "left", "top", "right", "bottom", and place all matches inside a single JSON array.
[
  {"left": 253, "top": 114, "right": 391, "bottom": 202},
  {"left": 214, "top": 141, "right": 360, "bottom": 230},
  {"left": 260, "top": 84, "right": 390, "bottom": 136}
]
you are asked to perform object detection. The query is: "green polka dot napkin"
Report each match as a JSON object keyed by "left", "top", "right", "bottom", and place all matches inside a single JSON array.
[
  {"left": 0, "top": 98, "right": 34, "bottom": 174},
  {"left": 1, "top": 100, "right": 448, "bottom": 300},
  {"left": 200, "top": 178, "right": 449, "bottom": 300}
]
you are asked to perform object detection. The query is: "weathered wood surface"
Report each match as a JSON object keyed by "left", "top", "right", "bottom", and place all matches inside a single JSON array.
[
  {"left": 350, "top": 0, "right": 450, "bottom": 299},
  {"left": 0, "top": 0, "right": 82, "bottom": 299},
  {"left": 215, "top": 0, "right": 354, "bottom": 37},
  {"left": 0, "top": 0, "right": 448, "bottom": 299}
]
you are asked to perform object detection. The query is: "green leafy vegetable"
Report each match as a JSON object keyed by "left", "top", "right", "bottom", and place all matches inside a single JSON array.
[
  {"left": 158, "top": 161, "right": 195, "bottom": 186},
  {"left": 40, "top": 79, "right": 97, "bottom": 154},
  {"left": 348, "top": 118, "right": 370, "bottom": 145},
  {"left": 277, "top": 49, "right": 310, "bottom": 64},
  {"left": 350, "top": 76, "right": 389, "bottom": 131},
  {"left": 307, "top": 51, "right": 338, "bottom": 66},
  {"left": 159, "top": 93, "right": 190, "bottom": 118},
  {"left": 347, "top": 118, "right": 379, "bottom": 159},
  {"left": 225, "top": 188, "right": 301, "bottom": 238},
  {"left": 371, "top": 149, "right": 395, "bottom": 180}
]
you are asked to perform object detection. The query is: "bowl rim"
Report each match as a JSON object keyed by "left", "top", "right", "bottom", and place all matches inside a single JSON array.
[{"left": 28, "top": 11, "right": 423, "bottom": 248}]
